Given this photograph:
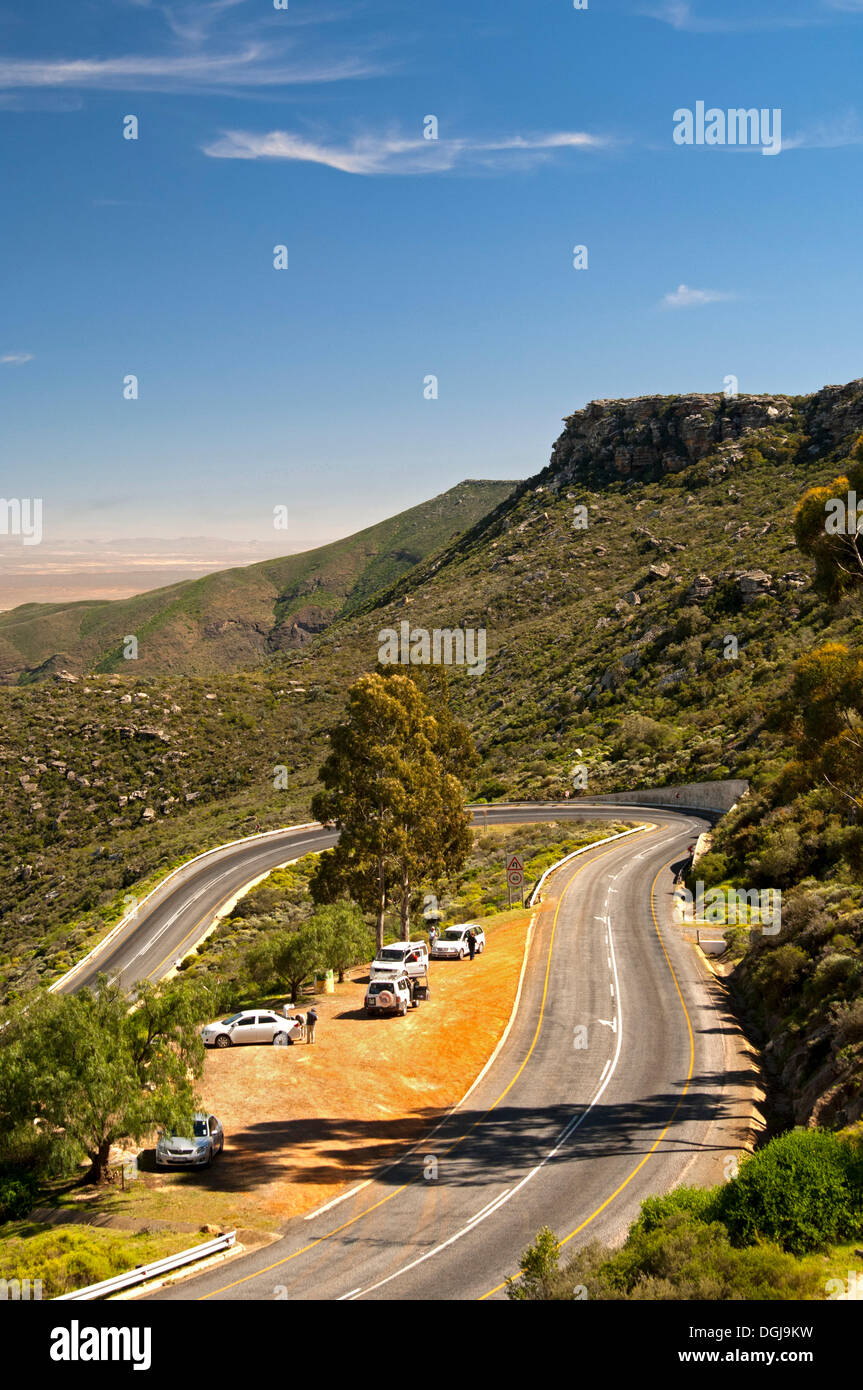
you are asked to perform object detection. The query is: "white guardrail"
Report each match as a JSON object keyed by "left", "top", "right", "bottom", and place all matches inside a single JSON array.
[
  {"left": 53, "top": 1230, "right": 237, "bottom": 1300},
  {"left": 526, "top": 825, "right": 646, "bottom": 908}
]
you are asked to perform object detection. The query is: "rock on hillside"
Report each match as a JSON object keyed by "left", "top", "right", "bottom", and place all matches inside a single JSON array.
[{"left": 545, "top": 379, "right": 863, "bottom": 487}]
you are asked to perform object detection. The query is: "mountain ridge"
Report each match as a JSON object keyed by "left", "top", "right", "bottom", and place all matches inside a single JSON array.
[{"left": 0, "top": 480, "right": 517, "bottom": 684}]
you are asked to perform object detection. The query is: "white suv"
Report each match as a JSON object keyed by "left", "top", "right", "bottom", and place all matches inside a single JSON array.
[
  {"left": 364, "top": 976, "right": 412, "bottom": 1016},
  {"left": 431, "top": 924, "right": 486, "bottom": 959},
  {"left": 370, "top": 940, "right": 429, "bottom": 980}
]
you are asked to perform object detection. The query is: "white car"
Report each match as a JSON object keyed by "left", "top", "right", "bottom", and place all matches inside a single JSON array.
[
  {"left": 201, "top": 1009, "right": 304, "bottom": 1049},
  {"left": 156, "top": 1113, "right": 223, "bottom": 1168},
  {"left": 430, "top": 924, "right": 486, "bottom": 959},
  {"left": 370, "top": 940, "right": 430, "bottom": 980}
]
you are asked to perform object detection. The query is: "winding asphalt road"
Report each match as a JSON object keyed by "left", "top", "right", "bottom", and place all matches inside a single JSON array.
[{"left": 60, "top": 800, "right": 746, "bottom": 1302}]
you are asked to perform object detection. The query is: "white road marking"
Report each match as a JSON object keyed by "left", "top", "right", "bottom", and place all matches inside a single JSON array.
[
  {"left": 600, "top": 1059, "right": 611, "bottom": 1081},
  {"left": 346, "top": 870, "right": 629, "bottom": 1300},
  {"left": 303, "top": 1181, "right": 372, "bottom": 1221},
  {"left": 468, "top": 1188, "right": 512, "bottom": 1225}
]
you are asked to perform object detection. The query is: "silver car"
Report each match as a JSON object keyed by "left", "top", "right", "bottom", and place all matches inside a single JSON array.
[
  {"left": 201, "top": 1009, "right": 304, "bottom": 1048},
  {"left": 156, "top": 1113, "right": 223, "bottom": 1168}
]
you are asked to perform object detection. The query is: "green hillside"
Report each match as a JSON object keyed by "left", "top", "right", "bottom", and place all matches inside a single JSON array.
[
  {"left": 3, "top": 379, "right": 863, "bottom": 1132},
  {"left": 0, "top": 480, "right": 516, "bottom": 683}
]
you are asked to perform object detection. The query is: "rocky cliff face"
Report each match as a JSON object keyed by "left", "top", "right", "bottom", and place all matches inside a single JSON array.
[{"left": 546, "top": 379, "right": 863, "bottom": 486}]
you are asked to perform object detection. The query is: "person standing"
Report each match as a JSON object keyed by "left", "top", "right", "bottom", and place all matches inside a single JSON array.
[
  {"left": 306, "top": 1005, "right": 318, "bottom": 1043},
  {"left": 467, "top": 928, "right": 477, "bottom": 962},
  {"left": 428, "top": 923, "right": 439, "bottom": 956}
]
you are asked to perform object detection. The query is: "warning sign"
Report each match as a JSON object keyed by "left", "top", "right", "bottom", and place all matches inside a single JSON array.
[{"left": 506, "top": 854, "right": 524, "bottom": 873}]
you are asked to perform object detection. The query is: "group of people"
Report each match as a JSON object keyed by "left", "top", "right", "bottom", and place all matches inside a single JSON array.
[{"left": 282, "top": 1005, "right": 318, "bottom": 1044}]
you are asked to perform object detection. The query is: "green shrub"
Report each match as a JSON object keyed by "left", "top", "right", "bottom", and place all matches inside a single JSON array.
[
  {"left": 598, "top": 1214, "right": 821, "bottom": 1300},
  {"left": 717, "top": 1128, "right": 863, "bottom": 1254},
  {"left": 505, "top": 1225, "right": 561, "bottom": 1300},
  {"left": 634, "top": 1183, "right": 721, "bottom": 1234},
  {"left": 518, "top": 1215, "right": 823, "bottom": 1300},
  {"left": 750, "top": 943, "right": 809, "bottom": 1008},
  {"left": 0, "top": 1173, "right": 38, "bottom": 1222}
]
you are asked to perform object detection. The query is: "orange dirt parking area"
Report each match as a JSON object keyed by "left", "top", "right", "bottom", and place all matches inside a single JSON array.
[{"left": 143, "top": 911, "right": 532, "bottom": 1233}]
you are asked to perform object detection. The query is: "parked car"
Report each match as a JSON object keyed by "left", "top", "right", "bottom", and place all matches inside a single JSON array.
[
  {"left": 201, "top": 1009, "right": 303, "bottom": 1048},
  {"left": 364, "top": 976, "right": 412, "bottom": 1016},
  {"left": 156, "top": 1113, "right": 223, "bottom": 1168},
  {"left": 370, "top": 940, "right": 430, "bottom": 980},
  {"left": 430, "top": 924, "right": 486, "bottom": 959}
]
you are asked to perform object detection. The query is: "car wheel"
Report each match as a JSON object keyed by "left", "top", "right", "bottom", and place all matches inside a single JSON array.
[
  {"left": 272, "top": 1031, "right": 287, "bottom": 1046},
  {"left": 478, "top": 942, "right": 485, "bottom": 953},
  {"left": 214, "top": 1034, "right": 231, "bottom": 1049},
  {"left": 204, "top": 1147, "right": 213, "bottom": 1168}
]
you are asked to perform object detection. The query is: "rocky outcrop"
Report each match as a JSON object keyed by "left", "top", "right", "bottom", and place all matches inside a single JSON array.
[
  {"left": 268, "top": 605, "right": 331, "bottom": 649},
  {"left": 548, "top": 392, "right": 797, "bottom": 485},
  {"left": 546, "top": 379, "right": 863, "bottom": 487}
]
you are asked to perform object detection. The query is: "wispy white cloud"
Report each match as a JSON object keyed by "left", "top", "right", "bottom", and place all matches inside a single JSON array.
[
  {"left": 661, "top": 284, "right": 733, "bottom": 309},
  {"left": 642, "top": 0, "right": 819, "bottom": 31},
  {"left": 1, "top": 353, "right": 34, "bottom": 365},
  {"left": 783, "top": 110, "right": 863, "bottom": 149},
  {"left": 0, "top": 48, "right": 380, "bottom": 93},
  {"left": 0, "top": 2, "right": 383, "bottom": 95},
  {"left": 202, "top": 127, "right": 610, "bottom": 174}
]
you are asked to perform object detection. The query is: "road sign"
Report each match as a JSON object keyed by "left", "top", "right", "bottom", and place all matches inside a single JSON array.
[{"left": 506, "top": 852, "right": 525, "bottom": 907}]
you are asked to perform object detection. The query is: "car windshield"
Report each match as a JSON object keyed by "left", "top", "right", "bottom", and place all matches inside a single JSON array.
[
  {"left": 378, "top": 947, "right": 404, "bottom": 960},
  {"left": 193, "top": 1120, "right": 208, "bottom": 1138},
  {"left": 369, "top": 982, "right": 398, "bottom": 993},
  {"left": 220, "top": 1013, "right": 244, "bottom": 1025},
  {"left": 443, "top": 929, "right": 465, "bottom": 940}
]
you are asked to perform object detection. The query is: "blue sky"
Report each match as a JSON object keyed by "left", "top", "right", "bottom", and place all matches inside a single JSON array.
[{"left": 2, "top": 0, "right": 863, "bottom": 545}]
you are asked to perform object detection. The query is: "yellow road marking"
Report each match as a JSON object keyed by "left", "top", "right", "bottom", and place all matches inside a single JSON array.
[
  {"left": 479, "top": 856, "right": 696, "bottom": 1299},
  {"left": 196, "top": 829, "right": 654, "bottom": 1300}
]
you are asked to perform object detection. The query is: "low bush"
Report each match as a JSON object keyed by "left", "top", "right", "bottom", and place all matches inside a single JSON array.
[
  {"left": 0, "top": 1173, "right": 38, "bottom": 1222},
  {"left": 717, "top": 1128, "right": 863, "bottom": 1254}
]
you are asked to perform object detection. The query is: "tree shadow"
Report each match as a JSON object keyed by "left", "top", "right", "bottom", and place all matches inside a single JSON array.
[{"left": 218, "top": 1072, "right": 755, "bottom": 1196}]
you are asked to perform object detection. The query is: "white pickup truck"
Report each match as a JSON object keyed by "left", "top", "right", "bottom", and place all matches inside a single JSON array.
[{"left": 370, "top": 940, "right": 429, "bottom": 980}]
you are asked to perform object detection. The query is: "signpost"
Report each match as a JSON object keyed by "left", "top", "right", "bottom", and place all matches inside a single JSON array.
[{"left": 506, "top": 852, "right": 525, "bottom": 908}]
